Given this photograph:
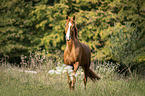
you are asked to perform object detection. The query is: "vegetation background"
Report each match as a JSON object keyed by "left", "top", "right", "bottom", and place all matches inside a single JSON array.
[
  {"left": 0, "top": 0, "right": 145, "bottom": 95},
  {"left": 0, "top": 0, "right": 145, "bottom": 74}
]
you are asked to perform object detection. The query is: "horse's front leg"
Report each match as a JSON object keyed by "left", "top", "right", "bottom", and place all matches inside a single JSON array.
[
  {"left": 67, "top": 71, "right": 71, "bottom": 89},
  {"left": 70, "top": 62, "right": 79, "bottom": 90}
]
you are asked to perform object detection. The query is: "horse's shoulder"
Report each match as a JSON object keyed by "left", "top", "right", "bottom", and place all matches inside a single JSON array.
[{"left": 80, "top": 42, "right": 90, "bottom": 50}]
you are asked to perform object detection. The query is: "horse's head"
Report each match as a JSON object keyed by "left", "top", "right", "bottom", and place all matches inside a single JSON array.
[{"left": 65, "top": 15, "right": 78, "bottom": 41}]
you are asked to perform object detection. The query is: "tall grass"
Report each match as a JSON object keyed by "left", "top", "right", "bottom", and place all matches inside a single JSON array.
[{"left": 0, "top": 61, "right": 145, "bottom": 96}]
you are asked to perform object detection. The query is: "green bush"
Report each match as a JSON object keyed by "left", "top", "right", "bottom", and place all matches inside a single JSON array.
[{"left": 109, "top": 23, "right": 145, "bottom": 76}]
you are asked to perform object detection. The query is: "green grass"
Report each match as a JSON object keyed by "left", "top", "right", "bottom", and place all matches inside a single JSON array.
[{"left": 0, "top": 65, "right": 145, "bottom": 96}]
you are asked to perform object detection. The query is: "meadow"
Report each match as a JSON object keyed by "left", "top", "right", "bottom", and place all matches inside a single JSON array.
[
  {"left": 1, "top": 0, "right": 144, "bottom": 96},
  {"left": 0, "top": 62, "right": 145, "bottom": 96}
]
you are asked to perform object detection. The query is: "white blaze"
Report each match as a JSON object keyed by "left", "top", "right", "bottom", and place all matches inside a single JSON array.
[{"left": 66, "top": 22, "right": 72, "bottom": 40}]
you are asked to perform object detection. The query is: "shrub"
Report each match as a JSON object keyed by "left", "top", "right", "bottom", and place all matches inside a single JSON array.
[
  {"left": 20, "top": 50, "right": 63, "bottom": 70},
  {"left": 109, "top": 23, "right": 144, "bottom": 76}
]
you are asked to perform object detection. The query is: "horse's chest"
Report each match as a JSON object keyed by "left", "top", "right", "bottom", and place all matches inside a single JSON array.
[{"left": 64, "top": 50, "right": 79, "bottom": 65}]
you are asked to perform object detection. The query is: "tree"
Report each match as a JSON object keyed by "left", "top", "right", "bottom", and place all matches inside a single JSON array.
[
  {"left": 1, "top": 0, "right": 144, "bottom": 69},
  {"left": 0, "top": 0, "right": 45, "bottom": 63}
]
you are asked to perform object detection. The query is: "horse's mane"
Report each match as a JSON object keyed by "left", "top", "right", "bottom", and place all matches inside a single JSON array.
[{"left": 74, "top": 26, "right": 78, "bottom": 39}]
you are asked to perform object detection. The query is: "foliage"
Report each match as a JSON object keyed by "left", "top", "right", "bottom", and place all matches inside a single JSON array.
[
  {"left": 0, "top": 0, "right": 145, "bottom": 73},
  {"left": 109, "top": 23, "right": 145, "bottom": 75},
  {"left": 0, "top": 0, "right": 45, "bottom": 63},
  {"left": 96, "top": 61, "right": 120, "bottom": 78}
]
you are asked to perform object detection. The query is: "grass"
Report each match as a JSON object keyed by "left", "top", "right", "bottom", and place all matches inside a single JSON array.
[{"left": 0, "top": 64, "right": 145, "bottom": 96}]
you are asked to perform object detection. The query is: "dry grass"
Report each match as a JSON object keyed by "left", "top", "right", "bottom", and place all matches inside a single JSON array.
[{"left": 0, "top": 63, "right": 145, "bottom": 96}]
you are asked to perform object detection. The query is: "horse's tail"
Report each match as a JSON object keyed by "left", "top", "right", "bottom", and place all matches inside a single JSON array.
[{"left": 88, "top": 68, "right": 101, "bottom": 81}]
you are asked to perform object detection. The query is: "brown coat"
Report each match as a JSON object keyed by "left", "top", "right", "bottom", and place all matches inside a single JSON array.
[{"left": 63, "top": 16, "right": 100, "bottom": 90}]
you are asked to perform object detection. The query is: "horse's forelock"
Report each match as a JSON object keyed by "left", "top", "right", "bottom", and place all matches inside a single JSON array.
[{"left": 66, "top": 18, "right": 78, "bottom": 39}]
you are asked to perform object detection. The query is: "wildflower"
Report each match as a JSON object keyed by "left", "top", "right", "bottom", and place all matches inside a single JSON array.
[
  {"left": 56, "top": 66, "right": 63, "bottom": 73},
  {"left": 64, "top": 65, "right": 73, "bottom": 70},
  {"left": 19, "top": 70, "right": 23, "bottom": 72},
  {"left": 103, "top": 68, "right": 106, "bottom": 71},
  {"left": 76, "top": 71, "right": 81, "bottom": 75},
  {"left": 96, "top": 66, "right": 100, "bottom": 69},
  {"left": 68, "top": 70, "right": 73, "bottom": 73},
  {"left": 56, "top": 66, "right": 63, "bottom": 70},
  {"left": 55, "top": 71, "right": 61, "bottom": 75},
  {"left": 75, "top": 73, "right": 78, "bottom": 77},
  {"left": 29, "top": 70, "right": 37, "bottom": 74},
  {"left": 81, "top": 72, "right": 84, "bottom": 75},
  {"left": 62, "top": 64, "right": 66, "bottom": 67},
  {"left": 19, "top": 70, "right": 37, "bottom": 74},
  {"left": 63, "top": 65, "right": 73, "bottom": 73},
  {"left": 47, "top": 65, "right": 85, "bottom": 79},
  {"left": 70, "top": 73, "right": 75, "bottom": 77},
  {"left": 62, "top": 69, "right": 67, "bottom": 73},
  {"left": 78, "top": 76, "right": 82, "bottom": 78},
  {"left": 48, "top": 69, "right": 55, "bottom": 74},
  {"left": 70, "top": 76, "right": 74, "bottom": 80}
]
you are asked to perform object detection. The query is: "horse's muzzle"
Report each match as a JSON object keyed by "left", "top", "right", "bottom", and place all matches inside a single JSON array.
[{"left": 66, "top": 36, "right": 71, "bottom": 41}]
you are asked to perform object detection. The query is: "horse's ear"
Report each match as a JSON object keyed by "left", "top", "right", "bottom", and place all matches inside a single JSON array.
[
  {"left": 66, "top": 15, "right": 69, "bottom": 20},
  {"left": 73, "top": 15, "right": 75, "bottom": 21}
]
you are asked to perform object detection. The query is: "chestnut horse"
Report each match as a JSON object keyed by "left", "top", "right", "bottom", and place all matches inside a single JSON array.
[{"left": 64, "top": 15, "right": 100, "bottom": 90}]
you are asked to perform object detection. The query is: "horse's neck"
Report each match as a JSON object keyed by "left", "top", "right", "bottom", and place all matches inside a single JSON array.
[
  {"left": 66, "top": 30, "right": 78, "bottom": 52},
  {"left": 66, "top": 39, "right": 76, "bottom": 52}
]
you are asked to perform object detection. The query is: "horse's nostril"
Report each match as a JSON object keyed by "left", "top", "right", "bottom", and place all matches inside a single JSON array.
[
  {"left": 66, "top": 38, "right": 70, "bottom": 41},
  {"left": 66, "top": 36, "right": 71, "bottom": 41}
]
